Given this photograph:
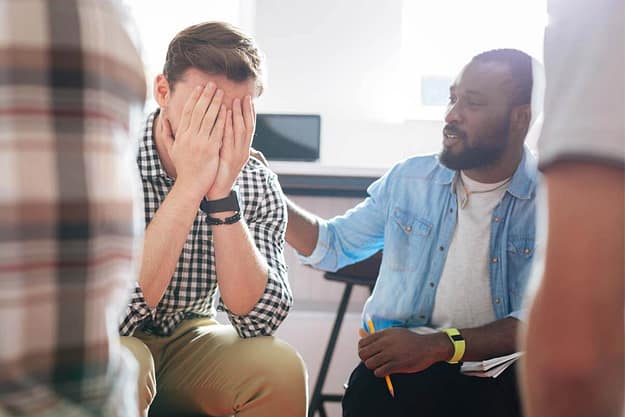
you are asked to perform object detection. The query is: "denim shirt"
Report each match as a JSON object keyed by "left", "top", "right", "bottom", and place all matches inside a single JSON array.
[{"left": 301, "top": 149, "right": 539, "bottom": 331}]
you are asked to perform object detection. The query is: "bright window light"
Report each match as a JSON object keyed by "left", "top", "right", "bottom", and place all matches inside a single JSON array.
[
  {"left": 122, "top": 0, "right": 247, "bottom": 105},
  {"left": 401, "top": 0, "right": 548, "bottom": 120}
]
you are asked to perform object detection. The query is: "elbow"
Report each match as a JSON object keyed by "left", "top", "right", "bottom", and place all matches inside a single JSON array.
[
  {"left": 143, "top": 293, "right": 160, "bottom": 309},
  {"left": 229, "top": 304, "right": 255, "bottom": 317},
  {"left": 138, "top": 281, "right": 163, "bottom": 309}
]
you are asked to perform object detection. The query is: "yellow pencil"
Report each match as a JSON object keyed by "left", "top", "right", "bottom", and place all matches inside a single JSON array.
[{"left": 365, "top": 317, "right": 395, "bottom": 398}]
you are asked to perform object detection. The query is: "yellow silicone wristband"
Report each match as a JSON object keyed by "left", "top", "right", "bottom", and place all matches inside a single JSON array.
[{"left": 443, "top": 328, "right": 466, "bottom": 364}]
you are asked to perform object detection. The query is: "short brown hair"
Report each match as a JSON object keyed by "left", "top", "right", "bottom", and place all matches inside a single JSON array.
[{"left": 163, "top": 22, "right": 264, "bottom": 95}]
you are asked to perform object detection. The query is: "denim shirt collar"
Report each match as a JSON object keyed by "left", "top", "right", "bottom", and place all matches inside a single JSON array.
[
  {"left": 506, "top": 147, "right": 538, "bottom": 200},
  {"left": 431, "top": 147, "right": 538, "bottom": 200}
]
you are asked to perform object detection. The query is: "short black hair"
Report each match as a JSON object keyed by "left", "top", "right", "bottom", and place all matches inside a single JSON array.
[{"left": 471, "top": 48, "right": 533, "bottom": 106}]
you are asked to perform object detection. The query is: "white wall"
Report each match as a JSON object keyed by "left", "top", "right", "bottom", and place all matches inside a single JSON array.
[{"left": 253, "top": 0, "right": 445, "bottom": 169}]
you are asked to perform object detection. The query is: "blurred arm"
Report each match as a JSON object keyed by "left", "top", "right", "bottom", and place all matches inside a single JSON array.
[{"left": 522, "top": 161, "right": 624, "bottom": 417}]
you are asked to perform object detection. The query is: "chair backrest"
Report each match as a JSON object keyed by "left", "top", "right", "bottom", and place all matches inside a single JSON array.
[{"left": 323, "top": 251, "right": 382, "bottom": 286}]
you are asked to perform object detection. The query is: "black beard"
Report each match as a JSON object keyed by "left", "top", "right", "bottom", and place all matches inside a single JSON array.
[
  {"left": 439, "top": 141, "right": 507, "bottom": 170},
  {"left": 439, "top": 120, "right": 511, "bottom": 170}
]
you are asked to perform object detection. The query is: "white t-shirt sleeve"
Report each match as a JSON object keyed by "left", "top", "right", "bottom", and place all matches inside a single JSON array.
[{"left": 538, "top": 0, "right": 625, "bottom": 168}]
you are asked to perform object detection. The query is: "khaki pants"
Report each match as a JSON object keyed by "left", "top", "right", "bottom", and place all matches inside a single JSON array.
[{"left": 121, "top": 318, "right": 308, "bottom": 417}]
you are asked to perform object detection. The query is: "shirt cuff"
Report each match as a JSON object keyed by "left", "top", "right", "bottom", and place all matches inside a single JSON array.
[
  {"left": 297, "top": 220, "right": 329, "bottom": 266},
  {"left": 119, "top": 284, "right": 154, "bottom": 336},
  {"left": 507, "top": 309, "right": 525, "bottom": 322}
]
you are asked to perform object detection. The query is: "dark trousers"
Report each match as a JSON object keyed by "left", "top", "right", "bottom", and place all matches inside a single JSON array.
[{"left": 342, "top": 361, "right": 522, "bottom": 417}]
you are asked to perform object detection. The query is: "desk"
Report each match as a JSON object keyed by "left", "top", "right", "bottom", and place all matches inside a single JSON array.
[{"left": 269, "top": 161, "right": 385, "bottom": 198}]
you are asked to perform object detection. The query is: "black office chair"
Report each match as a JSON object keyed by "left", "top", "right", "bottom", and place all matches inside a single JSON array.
[{"left": 308, "top": 251, "right": 383, "bottom": 417}]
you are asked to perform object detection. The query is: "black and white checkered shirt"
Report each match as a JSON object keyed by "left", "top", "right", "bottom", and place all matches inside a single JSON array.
[{"left": 120, "top": 111, "right": 292, "bottom": 338}]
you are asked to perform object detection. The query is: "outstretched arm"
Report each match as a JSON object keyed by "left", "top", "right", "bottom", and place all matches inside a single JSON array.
[{"left": 249, "top": 148, "right": 321, "bottom": 256}]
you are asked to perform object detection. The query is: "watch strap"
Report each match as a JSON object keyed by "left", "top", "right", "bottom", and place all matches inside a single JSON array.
[
  {"left": 443, "top": 328, "right": 466, "bottom": 364},
  {"left": 200, "top": 190, "right": 240, "bottom": 214}
]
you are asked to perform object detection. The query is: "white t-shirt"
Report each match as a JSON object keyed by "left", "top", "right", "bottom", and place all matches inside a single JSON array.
[
  {"left": 538, "top": 0, "right": 625, "bottom": 167},
  {"left": 431, "top": 172, "right": 510, "bottom": 329}
]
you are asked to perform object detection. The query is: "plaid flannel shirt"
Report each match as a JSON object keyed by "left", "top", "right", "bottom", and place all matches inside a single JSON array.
[
  {"left": 0, "top": 0, "right": 146, "bottom": 416},
  {"left": 119, "top": 111, "right": 292, "bottom": 338}
]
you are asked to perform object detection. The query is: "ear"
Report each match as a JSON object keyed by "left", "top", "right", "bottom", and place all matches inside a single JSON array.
[
  {"left": 153, "top": 74, "right": 171, "bottom": 108},
  {"left": 510, "top": 104, "right": 531, "bottom": 136}
]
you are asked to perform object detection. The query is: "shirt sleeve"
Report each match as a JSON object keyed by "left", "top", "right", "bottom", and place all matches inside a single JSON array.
[
  {"left": 119, "top": 283, "right": 155, "bottom": 336},
  {"left": 218, "top": 170, "right": 292, "bottom": 338},
  {"left": 538, "top": 0, "right": 624, "bottom": 168},
  {"left": 297, "top": 165, "right": 394, "bottom": 272}
]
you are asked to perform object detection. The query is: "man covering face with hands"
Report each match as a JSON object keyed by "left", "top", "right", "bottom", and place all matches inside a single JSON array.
[{"left": 119, "top": 22, "right": 307, "bottom": 417}]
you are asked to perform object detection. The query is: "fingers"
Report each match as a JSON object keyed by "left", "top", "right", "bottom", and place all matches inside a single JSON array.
[
  {"left": 209, "top": 105, "right": 228, "bottom": 147},
  {"left": 374, "top": 363, "right": 394, "bottom": 378},
  {"left": 178, "top": 85, "right": 204, "bottom": 135},
  {"left": 364, "top": 351, "right": 385, "bottom": 370},
  {"left": 363, "top": 351, "right": 398, "bottom": 378},
  {"left": 232, "top": 98, "right": 246, "bottom": 147},
  {"left": 242, "top": 95, "right": 255, "bottom": 148},
  {"left": 199, "top": 88, "right": 224, "bottom": 136},
  {"left": 358, "top": 331, "right": 380, "bottom": 350},
  {"left": 358, "top": 336, "right": 384, "bottom": 362},
  {"left": 222, "top": 109, "right": 234, "bottom": 150}
]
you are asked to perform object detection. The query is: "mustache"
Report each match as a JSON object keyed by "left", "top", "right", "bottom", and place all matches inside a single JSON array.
[{"left": 443, "top": 124, "right": 467, "bottom": 139}]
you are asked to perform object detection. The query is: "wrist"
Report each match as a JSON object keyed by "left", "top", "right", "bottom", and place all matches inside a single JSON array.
[
  {"left": 441, "top": 328, "right": 466, "bottom": 363},
  {"left": 435, "top": 332, "right": 456, "bottom": 363},
  {"left": 200, "top": 190, "right": 241, "bottom": 223},
  {"left": 172, "top": 179, "right": 206, "bottom": 204},
  {"left": 206, "top": 188, "right": 232, "bottom": 200}
]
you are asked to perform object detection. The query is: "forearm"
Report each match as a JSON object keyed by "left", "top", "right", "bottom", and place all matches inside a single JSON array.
[
  {"left": 523, "top": 285, "right": 624, "bottom": 417},
  {"left": 285, "top": 197, "right": 320, "bottom": 256},
  {"left": 139, "top": 182, "right": 202, "bottom": 307},
  {"left": 458, "top": 317, "right": 519, "bottom": 361},
  {"left": 212, "top": 218, "right": 269, "bottom": 316},
  {"left": 360, "top": 318, "right": 518, "bottom": 377},
  {"left": 522, "top": 162, "right": 625, "bottom": 417}
]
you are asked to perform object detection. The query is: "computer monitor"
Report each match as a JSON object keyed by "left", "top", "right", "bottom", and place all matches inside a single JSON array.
[{"left": 253, "top": 114, "right": 321, "bottom": 162}]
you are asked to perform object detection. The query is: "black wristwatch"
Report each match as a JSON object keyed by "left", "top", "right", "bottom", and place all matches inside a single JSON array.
[
  {"left": 200, "top": 190, "right": 240, "bottom": 214},
  {"left": 200, "top": 189, "right": 242, "bottom": 226}
]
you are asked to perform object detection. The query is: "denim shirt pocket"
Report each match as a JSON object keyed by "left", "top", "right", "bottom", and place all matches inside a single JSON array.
[
  {"left": 506, "top": 236, "right": 535, "bottom": 303},
  {"left": 385, "top": 208, "right": 432, "bottom": 271}
]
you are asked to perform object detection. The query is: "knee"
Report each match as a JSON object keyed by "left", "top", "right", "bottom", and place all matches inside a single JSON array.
[
  {"left": 240, "top": 336, "right": 308, "bottom": 414},
  {"left": 120, "top": 336, "right": 157, "bottom": 416},
  {"left": 259, "top": 338, "right": 308, "bottom": 392},
  {"left": 342, "top": 362, "right": 384, "bottom": 416}
]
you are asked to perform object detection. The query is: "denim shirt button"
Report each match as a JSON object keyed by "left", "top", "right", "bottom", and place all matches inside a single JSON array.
[
  {"left": 405, "top": 225, "right": 412, "bottom": 232},
  {"left": 495, "top": 298, "right": 501, "bottom": 304},
  {"left": 494, "top": 216, "right": 501, "bottom": 222},
  {"left": 491, "top": 257, "right": 498, "bottom": 263}
]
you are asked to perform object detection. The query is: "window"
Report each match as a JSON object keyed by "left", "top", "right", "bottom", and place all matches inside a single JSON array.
[
  {"left": 123, "top": 0, "right": 254, "bottom": 105},
  {"left": 401, "top": 0, "right": 547, "bottom": 120}
]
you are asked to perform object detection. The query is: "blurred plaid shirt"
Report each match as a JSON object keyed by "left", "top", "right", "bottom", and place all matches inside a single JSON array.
[
  {"left": 119, "top": 111, "right": 293, "bottom": 339},
  {"left": 0, "top": 0, "right": 146, "bottom": 416}
]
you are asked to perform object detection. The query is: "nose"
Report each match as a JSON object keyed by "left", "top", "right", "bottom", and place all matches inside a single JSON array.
[{"left": 445, "top": 101, "right": 462, "bottom": 124}]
